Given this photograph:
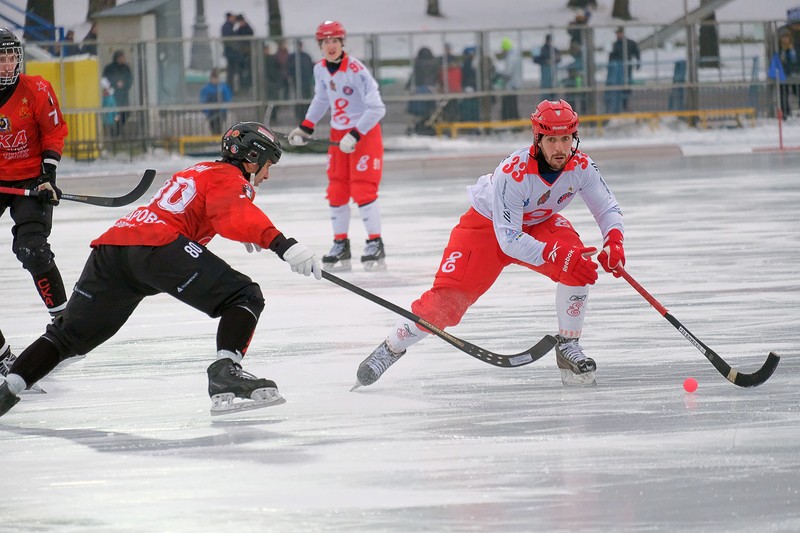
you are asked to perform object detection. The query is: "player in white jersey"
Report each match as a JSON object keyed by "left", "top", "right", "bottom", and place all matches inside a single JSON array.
[
  {"left": 353, "top": 99, "right": 626, "bottom": 389},
  {"left": 288, "top": 21, "right": 388, "bottom": 271}
]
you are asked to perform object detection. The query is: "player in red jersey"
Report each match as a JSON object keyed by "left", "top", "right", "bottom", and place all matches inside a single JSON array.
[
  {"left": 288, "top": 21, "right": 388, "bottom": 271},
  {"left": 352, "top": 100, "right": 626, "bottom": 389},
  {"left": 0, "top": 28, "right": 69, "bottom": 375},
  {"left": 0, "top": 122, "right": 323, "bottom": 417}
]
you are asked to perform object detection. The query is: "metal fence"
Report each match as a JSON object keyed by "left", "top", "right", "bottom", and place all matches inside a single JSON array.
[{"left": 23, "top": 18, "right": 798, "bottom": 159}]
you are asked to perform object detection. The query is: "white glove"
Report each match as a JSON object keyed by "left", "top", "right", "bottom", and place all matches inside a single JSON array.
[
  {"left": 339, "top": 132, "right": 358, "bottom": 154},
  {"left": 288, "top": 127, "right": 310, "bottom": 147},
  {"left": 283, "top": 242, "right": 322, "bottom": 280},
  {"left": 243, "top": 243, "right": 262, "bottom": 253}
]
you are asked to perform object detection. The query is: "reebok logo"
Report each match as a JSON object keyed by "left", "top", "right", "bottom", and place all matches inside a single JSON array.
[{"left": 546, "top": 242, "right": 560, "bottom": 263}]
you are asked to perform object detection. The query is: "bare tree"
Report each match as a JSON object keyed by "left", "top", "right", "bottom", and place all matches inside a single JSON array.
[
  {"left": 612, "top": 0, "right": 632, "bottom": 20},
  {"left": 88, "top": 0, "right": 116, "bottom": 18},
  {"left": 427, "top": 0, "right": 443, "bottom": 17},
  {"left": 267, "top": 0, "right": 283, "bottom": 37},
  {"left": 24, "top": 0, "right": 55, "bottom": 41}
]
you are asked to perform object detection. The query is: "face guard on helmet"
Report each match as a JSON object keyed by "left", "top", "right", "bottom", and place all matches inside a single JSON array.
[
  {"left": 530, "top": 99, "right": 580, "bottom": 157},
  {"left": 221, "top": 121, "right": 282, "bottom": 179},
  {"left": 0, "top": 28, "right": 23, "bottom": 87},
  {"left": 315, "top": 20, "right": 346, "bottom": 43}
]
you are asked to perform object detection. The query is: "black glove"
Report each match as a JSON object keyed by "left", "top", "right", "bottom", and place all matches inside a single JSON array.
[{"left": 36, "top": 162, "right": 61, "bottom": 206}]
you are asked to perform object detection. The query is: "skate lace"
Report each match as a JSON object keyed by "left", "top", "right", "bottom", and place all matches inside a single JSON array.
[
  {"left": 557, "top": 339, "right": 586, "bottom": 364},
  {"left": 229, "top": 363, "right": 259, "bottom": 381},
  {"left": 327, "top": 240, "right": 348, "bottom": 256},
  {"left": 0, "top": 349, "right": 16, "bottom": 377},
  {"left": 363, "top": 240, "right": 381, "bottom": 256},
  {"left": 366, "top": 344, "right": 400, "bottom": 375}
]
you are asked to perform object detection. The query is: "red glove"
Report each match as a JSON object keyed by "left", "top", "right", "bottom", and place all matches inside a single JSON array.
[
  {"left": 543, "top": 241, "right": 598, "bottom": 285},
  {"left": 597, "top": 228, "right": 625, "bottom": 277}
]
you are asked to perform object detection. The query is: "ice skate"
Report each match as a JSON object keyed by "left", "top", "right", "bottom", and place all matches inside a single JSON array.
[
  {"left": 351, "top": 340, "right": 405, "bottom": 390},
  {"left": 555, "top": 335, "right": 597, "bottom": 386},
  {"left": 0, "top": 347, "right": 45, "bottom": 394},
  {"left": 0, "top": 345, "right": 15, "bottom": 378},
  {"left": 0, "top": 381, "right": 21, "bottom": 418},
  {"left": 322, "top": 238, "right": 352, "bottom": 271},
  {"left": 207, "top": 358, "right": 285, "bottom": 415},
  {"left": 360, "top": 237, "right": 386, "bottom": 271}
]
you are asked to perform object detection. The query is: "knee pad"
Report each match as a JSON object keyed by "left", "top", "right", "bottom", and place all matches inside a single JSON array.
[
  {"left": 228, "top": 283, "right": 265, "bottom": 318},
  {"left": 15, "top": 234, "right": 55, "bottom": 275}
]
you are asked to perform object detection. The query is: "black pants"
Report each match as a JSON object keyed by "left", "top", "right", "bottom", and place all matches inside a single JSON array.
[{"left": 45, "top": 236, "right": 262, "bottom": 357}]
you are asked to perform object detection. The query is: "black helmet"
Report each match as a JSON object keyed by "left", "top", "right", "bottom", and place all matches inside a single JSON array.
[
  {"left": 221, "top": 122, "right": 282, "bottom": 173},
  {"left": 0, "top": 28, "right": 23, "bottom": 87}
]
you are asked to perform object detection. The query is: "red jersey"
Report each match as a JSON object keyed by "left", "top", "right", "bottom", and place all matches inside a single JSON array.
[
  {"left": 0, "top": 74, "right": 68, "bottom": 181},
  {"left": 92, "top": 162, "right": 284, "bottom": 249}
]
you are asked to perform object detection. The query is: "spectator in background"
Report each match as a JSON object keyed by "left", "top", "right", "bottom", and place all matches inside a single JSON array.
[
  {"left": 497, "top": 37, "right": 522, "bottom": 120},
  {"left": 288, "top": 40, "right": 314, "bottom": 122},
  {"left": 275, "top": 39, "right": 291, "bottom": 103},
  {"left": 102, "top": 50, "right": 133, "bottom": 136},
  {"left": 80, "top": 23, "right": 98, "bottom": 55},
  {"left": 199, "top": 68, "right": 233, "bottom": 135},
  {"left": 438, "top": 43, "right": 462, "bottom": 121},
  {"left": 235, "top": 14, "right": 254, "bottom": 90},
  {"left": 54, "top": 30, "right": 79, "bottom": 57},
  {"left": 768, "top": 31, "right": 799, "bottom": 118},
  {"left": 100, "top": 77, "right": 119, "bottom": 136},
  {"left": 534, "top": 34, "right": 561, "bottom": 100},
  {"left": 567, "top": 11, "right": 590, "bottom": 50},
  {"left": 407, "top": 46, "right": 439, "bottom": 134},
  {"left": 221, "top": 12, "right": 239, "bottom": 90},
  {"left": 608, "top": 26, "right": 641, "bottom": 111},
  {"left": 263, "top": 42, "right": 283, "bottom": 123},
  {"left": 459, "top": 46, "right": 480, "bottom": 122}
]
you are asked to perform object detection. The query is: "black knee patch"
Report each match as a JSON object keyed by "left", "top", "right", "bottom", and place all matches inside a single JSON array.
[
  {"left": 231, "top": 283, "right": 265, "bottom": 318},
  {"left": 16, "top": 238, "right": 55, "bottom": 275}
]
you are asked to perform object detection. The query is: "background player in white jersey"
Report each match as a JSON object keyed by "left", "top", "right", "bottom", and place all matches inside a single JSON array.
[
  {"left": 288, "top": 20, "right": 388, "bottom": 271},
  {"left": 352, "top": 99, "right": 626, "bottom": 389}
]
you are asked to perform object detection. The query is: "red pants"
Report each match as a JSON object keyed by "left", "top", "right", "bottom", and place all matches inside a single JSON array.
[
  {"left": 411, "top": 208, "right": 586, "bottom": 329},
  {"left": 326, "top": 126, "right": 383, "bottom": 206}
]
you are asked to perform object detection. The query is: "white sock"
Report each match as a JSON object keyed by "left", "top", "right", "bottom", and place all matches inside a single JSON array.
[
  {"left": 217, "top": 349, "right": 243, "bottom": 363},
  {"left": 555, "top": 283, "right": 589, "bottom": 339},
  {"left": 386, "top": 317, "right": 428, "bottom": 353},
  {"left": 5, "top": 373, "right": 26, "bottom": 395},
  {"left": 358, "top": 200, "right": 382, "bottom": 237},
  {"left": 330, "top": 204, "right": 351, "bottom": 237}
]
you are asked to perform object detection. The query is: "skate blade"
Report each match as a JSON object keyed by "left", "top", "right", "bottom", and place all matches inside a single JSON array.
[
  {"left": 210, "top": 388, "right": 286, "bottom": 416},
  {"left": 22, "top": 383, "right": 46, "bottom": 395},
  {"left": 322, "top": 259, "right": 352, "bottom": 272},
  {"left": 559, "top": 369, "right": 597, "bottom": 387},
  {"left": 361, "top": 258, "right": 387, "bottom": 271}
]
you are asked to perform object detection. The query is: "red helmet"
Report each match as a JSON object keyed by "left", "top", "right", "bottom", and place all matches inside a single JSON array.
[
  {"left": 531, "top": 99, "right": 579, "bottom": 139},
  {"left": 316, "top": 20, "right": 346, "bottom": 41}
]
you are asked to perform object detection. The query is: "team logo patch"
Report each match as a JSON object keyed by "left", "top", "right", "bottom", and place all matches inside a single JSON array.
[
  {"left": 18, "top": 106, "right": 31, "bottom": 119},
  {"left": 343, "top": 86, "right": 353, "bottom": 95},
  {"left": 242, "top": 183, "right": 254, "bottom": 200},
  {"left": 536, "top": 190, "right": 551, "bottom": 206},
  {"left": 0, "top": 115, "right": 10, "bottom": 132},
  {"left": 329, "top": 80, "right": 336, "bottom": 91},
  {"left": 557, "top": 188, "right": 574, "bottom": 204}
]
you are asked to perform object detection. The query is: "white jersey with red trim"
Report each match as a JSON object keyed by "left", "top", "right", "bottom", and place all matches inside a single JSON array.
[
  {"left": 304, "top": 53, "right": 385, "bottom": 134},
  {"left": 466, "top": 147, "right": 623, "bottom": 267}
]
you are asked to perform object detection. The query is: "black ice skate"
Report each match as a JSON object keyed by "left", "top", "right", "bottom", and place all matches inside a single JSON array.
[
  {"left": 351, "top": 340, "right": 405, "bottom": 390},
  {"left": 0, "top": 381, "right": 20, "bottom": 418},
  {"left": 555, "top": 335, "right": 597, "bottom": 386},
  {"left": 322, "top": 238, "right": 352, "bottom": 271},
  {"left": 360, "top": 237, "right": 386, "bottom": 271},
  {"left": 207, "top": 358, "right": 285, "bottom": 415}
]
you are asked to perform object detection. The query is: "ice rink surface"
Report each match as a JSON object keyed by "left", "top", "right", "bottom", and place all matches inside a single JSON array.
[{"left": 1, "top": 145, "right": 798, "bottom": 532}]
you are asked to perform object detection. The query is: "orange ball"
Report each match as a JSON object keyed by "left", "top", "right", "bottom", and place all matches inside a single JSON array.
[{"left": 683, "top": 377, "right": 698, "bottom": 393}]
